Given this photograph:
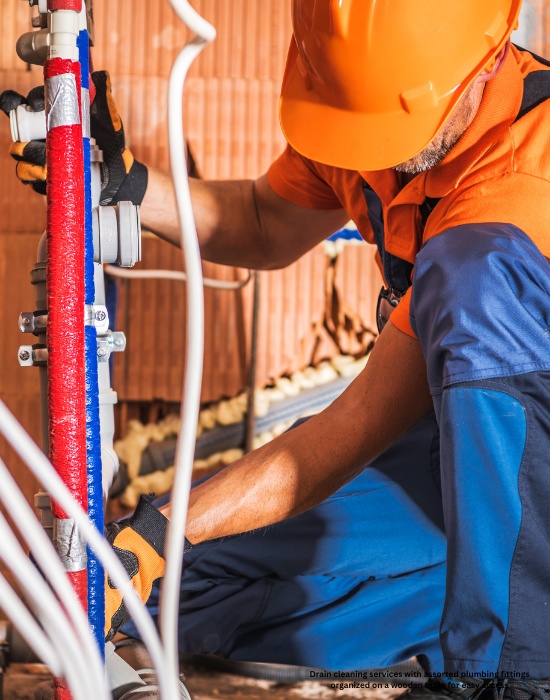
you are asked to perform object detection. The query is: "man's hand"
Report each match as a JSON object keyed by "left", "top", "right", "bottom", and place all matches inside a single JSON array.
[
  {"left": 105, "top": 494, "right": 168, "bottom": 641},
  {"left": 105, "top": 493, "right": 193, "bottom": 641},
  {"left": 90, "top": 71, "right": 148, "bottom": 205},
  {"left": 0, "top": 87, "right": 47, "bottom": 194},
  {"left": 0, "top": 71, "right": 147, "bottom": 205}
]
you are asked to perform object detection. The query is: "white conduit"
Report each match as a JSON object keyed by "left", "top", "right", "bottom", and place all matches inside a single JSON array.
[
  {"left": 104, "top": 263, "right": 252, "bottom": 290},
  {"left": 160, "top": 0, "right": 216, "bottom": 688},
  {"left": 0, "top": 401, "right": 180, "bottom": 699},
  {"left": 0, "top": 572, "right": 62, "bottom": 674}
]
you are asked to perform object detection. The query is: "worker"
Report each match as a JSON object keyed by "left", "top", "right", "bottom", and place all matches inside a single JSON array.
[{"left": 3, "top": 2, "right": 550, "bottom": 699}]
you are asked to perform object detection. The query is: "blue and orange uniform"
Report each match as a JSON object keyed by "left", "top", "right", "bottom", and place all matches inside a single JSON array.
[{"left": 124, "top": 45, "right": 550, "bottom": 679}]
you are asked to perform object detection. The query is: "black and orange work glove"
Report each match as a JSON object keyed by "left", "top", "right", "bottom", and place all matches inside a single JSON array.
[
  {"left": 90, "top": 70, "right": 148, "bottom": 206},
  {"left": 104, "top": 493, "right": 192, "bottom": 642},
  {"left": 0, "top": 71, "right": 148, "bottom": 206},
  {"left": 0, "top": 86, "right": 47, "bottom": 194}
]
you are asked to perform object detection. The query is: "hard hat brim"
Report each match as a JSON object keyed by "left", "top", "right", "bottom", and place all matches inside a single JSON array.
[{"left": 280, "top": 53, "right": 461, "bottom": 172}]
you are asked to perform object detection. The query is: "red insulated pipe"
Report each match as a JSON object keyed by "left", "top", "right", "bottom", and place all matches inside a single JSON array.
[
  {"left": 47, "top": 0, "right": 82, "bottom": 10},
  {"left": 45, "top": 56, "right": 88, "bottom": 700}
]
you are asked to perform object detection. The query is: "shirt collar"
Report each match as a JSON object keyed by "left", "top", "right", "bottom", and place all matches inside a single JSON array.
[
  {"left": 424, "top": 44, "right": 523, "bottom": 198},
  {"left": 360, "top": 45, "right": 524, "bottom": 204}
]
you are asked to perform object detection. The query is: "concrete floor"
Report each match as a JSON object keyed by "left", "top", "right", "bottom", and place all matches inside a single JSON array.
[{"left": 4, "top": 663, "right": 408, "bottom": 700}]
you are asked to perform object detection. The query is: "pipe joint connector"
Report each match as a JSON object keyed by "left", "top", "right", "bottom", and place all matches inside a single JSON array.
[
  {"left": 10, "top": 103, "right": 47, "bottom": 142},
  {"left": 93, "top": 202, "right": 142, "bottom": 267},
  {"left": 48, "top": 9, "right": 79, "bottom": 60},
  {"left": 15, "top": 28, "right": 50, "bottom": 66}
]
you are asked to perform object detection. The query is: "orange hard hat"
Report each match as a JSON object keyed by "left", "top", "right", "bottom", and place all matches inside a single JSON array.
[{"left": 279, "top": 0, "right": 522, "bottom": 171}]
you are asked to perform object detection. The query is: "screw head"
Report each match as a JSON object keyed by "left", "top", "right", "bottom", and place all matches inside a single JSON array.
[
  {"left": 22, "top": 317, "right": 31, "bottom": 326},
  {"left": 19, "top": 350, "right": 31, "bottom": 362},
  {"left": 95, "top": 310, "right": 107, "bottom": 322},
  {"left": 114, "top": 337, "right": 124, "bottom": 346},
  {"left": 97, "top": 346, "right": 108, "bottom": 358}
]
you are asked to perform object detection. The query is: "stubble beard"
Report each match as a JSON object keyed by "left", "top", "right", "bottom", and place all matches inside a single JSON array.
[{"left": 393, "top": 83, "right": 483, "bottom": 175}]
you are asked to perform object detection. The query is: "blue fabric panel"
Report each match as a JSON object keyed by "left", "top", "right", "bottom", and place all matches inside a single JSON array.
[
  {"left": 104, "top": 272, "right": 119, "bottom": 380},
  {"left": 438, "top": 386, "right": 525, "bottom": 675},
  {"left": 124, "top": 414, "right": 446, "bottom": 671},
  {"left": 492, "top": 372, "right": 550, "bottom": 678},
  {"left": 411, "top": 224, "right": 550, "bottom": 393},
  {"left": 327, "top": 227, "right": 363, "bottom": 243}
]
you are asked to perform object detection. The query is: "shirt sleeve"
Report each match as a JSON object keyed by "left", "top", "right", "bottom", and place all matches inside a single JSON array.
[
  {"left": 267, "top": 144, "right": 345, "bottom": 210},
  {"left": 389, "top": 288, "right": 417, "bottom": 339}
]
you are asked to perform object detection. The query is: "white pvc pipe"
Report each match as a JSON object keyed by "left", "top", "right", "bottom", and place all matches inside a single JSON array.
[
  {"left": 160, "top": 0, "right": 216, "bottom": 687},
  {"left": 0, "top": 511, "right": 101, "bottom": 700},
  {"left": 0, "top": 459, "right": 106, "bottom": 699},
  {"left": 0, "top": 400, "right": 181, "bottom": 700},
  {"left": 0, "top": 573, "right": 62, "bottom": 675},
  {"left": 104, "top": 263, "right": 252, "bottom": 290}
]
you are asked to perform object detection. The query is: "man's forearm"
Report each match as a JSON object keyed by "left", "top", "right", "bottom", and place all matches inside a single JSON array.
[
  {"left": 159, "top": 321, "right": 433, "bottom": 542},
  {"left": 139, "top": 167, "right": 267, "bottom": 267},
  {"left": 139, "top": 167, "right": 349, "bottom": 270}
]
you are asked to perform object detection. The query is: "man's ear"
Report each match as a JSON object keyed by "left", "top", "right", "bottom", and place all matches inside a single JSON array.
[{"left": 476, "top": 40, "right": 510, "bottom": 84}]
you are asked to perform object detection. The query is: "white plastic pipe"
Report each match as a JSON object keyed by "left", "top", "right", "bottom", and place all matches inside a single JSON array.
[
  {"left": 0, "top": 400, "right": 180, "bottom": 700},
  {"left": 0, "top": 572, "right": 62, "bottom": 675},
  {"left": 104, "top": 263, "right": 252, "bottom": 289},
  {"left": 160, "top": 0, "right": 216, "bottom": 688},
  {"left": 0, "top": 511, "right": 102, "bottom": 700}
]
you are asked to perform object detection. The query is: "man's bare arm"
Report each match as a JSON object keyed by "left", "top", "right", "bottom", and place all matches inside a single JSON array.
[
  {"left": 140, "top": 167, "right": 350, "bottom": 270},
  {"left": 159, "top": 321, "right": 433, "bottom": 541}
]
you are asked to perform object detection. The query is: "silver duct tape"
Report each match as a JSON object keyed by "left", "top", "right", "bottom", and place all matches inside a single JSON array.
[
  {"left": 81, "top": 88, "right": 90, "bottom": 139},
  {"left": 53, "top": 518, "right": 87, "bottom": 572},
  {"left": 46, "top": 73, "right": 81, "bottom": 130}
]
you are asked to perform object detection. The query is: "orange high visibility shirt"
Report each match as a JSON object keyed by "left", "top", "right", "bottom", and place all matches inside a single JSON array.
[{"left": 267, "top": 45, "right": 550, "bottom": 338}]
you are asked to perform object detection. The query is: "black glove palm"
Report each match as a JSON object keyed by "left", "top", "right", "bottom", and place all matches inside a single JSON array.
[
  {"left": 0, "top": 86, "right": 47, "bottom": 194},
  {"left": 105, "top": 493, "right": 193, "bottom": 643},
  {"left": 0, "top": 71, "right": 147, "bottom": 205},
  {"left": 90, "top": 71, "right": 148, "bottom": 205}
]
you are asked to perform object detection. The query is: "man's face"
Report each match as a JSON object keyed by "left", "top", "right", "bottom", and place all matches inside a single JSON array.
[{"left": 393, "top": 81, "right": 484, "bottom": 175}]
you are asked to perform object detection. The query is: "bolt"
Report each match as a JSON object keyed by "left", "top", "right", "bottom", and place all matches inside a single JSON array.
[
  {"left": 22, "top": 317, "right": 31, "bottom": 326},
  {"left": 97, "top": 346, "right": 108, "bottom": 358},
  {"left": 19, "top": 350, "right": 31, "bottom": 362},
  {"left": 95, "top": 310, "right": 107, "bottom": 322}
]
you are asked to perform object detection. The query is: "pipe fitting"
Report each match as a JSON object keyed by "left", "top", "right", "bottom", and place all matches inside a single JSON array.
[
  {"left": 15, "top": 28, "right": 50, "bottom": 66},
  {"left": 10, "top": 104, "right": 47, "bottom": 143},
  {"left": 93, "top": 202, "right": 142, "bottom": 267},
  {"left": 48, "top": 10, "right": 80, "bottom": 61}
]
